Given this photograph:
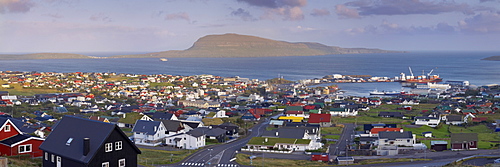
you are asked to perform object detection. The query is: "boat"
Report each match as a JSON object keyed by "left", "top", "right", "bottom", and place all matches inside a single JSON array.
[
  {"left": 398, "top": 67, "right": 442, "bottom": 83},
  {"left": 160, "top": 58, "right": 168, "bottom": 62},
  {"left": 370, "top": 89, "right": 386, "bottom": 95},
  {"left": 370, "top": 89, "right": 401, "bottom": 96}
]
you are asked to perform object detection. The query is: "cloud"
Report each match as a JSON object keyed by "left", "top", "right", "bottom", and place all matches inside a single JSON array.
[
  {"left": 336, "top": 0, "right": 475, "bottom": 18},
  {"left": 0, "top": 0, "right": 35, "bottom": 14},
  {"left": 42, "top": 13, "right": 63, "bottom": 19},
  {"left": 479, "top": 0, "right": 499, "bottom": 2},
  {"left": 231, "top": 8, "right": 257, "bottom": 21},
  {"left": 236, "top": 0, "right": 306, "bottom": 8},
  {"left": 90, "top": 13, "right": 112, "bottom": 22},
  {"left": 165, "top": 12, "right": 190, "bottom": 22},
  {"left": 236, "top": 0, "right": 307, "bottom": 21},
  {"left": 346, "top": 20, "right": 457, "bottom": 35},
  {"left": 335, "top": 4, "right": 360, "bottom": 19},
  {"left": 310, "top": 8, "right": 330, "bottom": 17},
  {"left": 458, "top": 11, "right": 500, "bottom": 33}
]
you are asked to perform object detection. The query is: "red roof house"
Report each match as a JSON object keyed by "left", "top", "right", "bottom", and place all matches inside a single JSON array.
[
  {"left": 308, "top": 113, "right": 332, "bottom": 127},
  {"left": 0, "top": 118, "right": 44, "bottom": 157}
]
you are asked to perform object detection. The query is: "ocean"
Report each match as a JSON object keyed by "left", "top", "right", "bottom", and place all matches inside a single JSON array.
[{"left": 1, "top": 51, "right": 499, "bottom": 96}]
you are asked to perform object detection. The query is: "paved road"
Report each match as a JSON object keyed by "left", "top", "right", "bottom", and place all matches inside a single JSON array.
[
  {"left": 330, "top": 123, "right": 355, "bottom": 157},
  {"left": 169, "top": 118, "right": 270, "bottom": 167}
]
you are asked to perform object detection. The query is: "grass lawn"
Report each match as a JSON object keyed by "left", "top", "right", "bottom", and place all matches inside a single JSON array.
[
  {"left": 356, "top": 158, "right": 431, "bottom": 165},
  {"left": 323, "top": 135, "right": 340, "bottom": 140},
  {"left": 138, "top": 148, "right": 191, "bottom": 167},
  {"left": 403, "top": 124, "right": 451, "bottom": 138},
  {"left": 4, "top": 155, "right": 42, "bottom": 167},
  {"left": 235, "top": 153, "right": 328, "bottom": 167},
  {"left": 320, "top": 126, "right": 343, "bottom": 134},
  {"left": 332, "top": 116, "right": 411, "bottom": 124},
  {"left": 404, "top": 124, "right": 500, "bottom": 149},
  {"left": 0, "top": 80, "right": 60, "bottom": 96},
  {"left": 202, "top": 117, "right": 224, "bottom": 126}
]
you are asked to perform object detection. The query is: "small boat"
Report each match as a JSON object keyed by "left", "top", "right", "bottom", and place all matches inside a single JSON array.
[
  {"left": 160, "top": 58, "right": 168, "bottom": 62},
  {"left": 370, "top": 89, "right": 385, "bottom": 95}
]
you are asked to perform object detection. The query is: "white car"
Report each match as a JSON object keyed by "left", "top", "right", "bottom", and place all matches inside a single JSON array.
[{"left": 494, "top": 158, "right": 500, "bottom": 163}]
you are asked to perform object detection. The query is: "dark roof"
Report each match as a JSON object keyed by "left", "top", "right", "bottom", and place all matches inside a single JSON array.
[
  {"left": 451, "top": 133, "right": 478, "bottom": 143},
  {"left": 378, "top": 131, "right": 413, "bottom": 140},
  {"left": 152, "top": 112, "right": 175, "bottom": 120},
  {"left": 447, "top": 115, "right": 463, "bottom": 122},
  {"left": 39, "top": 116, "right": 140, "bottom": 164},
  {"left": 157, "top": 119, "right": 184, "bottom": 132},
  {"left": 378, "top": 112, "right": 404, "bottom": 117},
  {"left": 0, "top": 134, "right": 33, "bottom": 146},
  {"left": 187, "top": 129, "right": 204, "bottom": 137},
  {"left": 132, "top": 120, "right": 162, "bottom": 134}
]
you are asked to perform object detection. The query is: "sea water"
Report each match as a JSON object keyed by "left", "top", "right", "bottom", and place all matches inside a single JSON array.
[{"left": 1, "top": 51, "right": 499, "bottom": 96}]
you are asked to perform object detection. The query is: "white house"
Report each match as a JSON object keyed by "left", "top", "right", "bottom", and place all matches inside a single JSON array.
[
  {"left": 164, "top": 130, "right": 205, "bottom": 149},
  {"left": 414, "top": 116, "right": 440, "bottom": 127},
  {"left": 329, "top": 108, "right": 358, "bottom": 117},
  {"left": 132, "top": 120, "right": 167, "bottom": 146},
  {"left": 377, "top": 131, "right": 416, "bottom": 147}
]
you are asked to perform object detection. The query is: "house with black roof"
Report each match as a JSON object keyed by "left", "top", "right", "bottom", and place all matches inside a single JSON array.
[
  {"left": 192, "top": 127, "right": 227, "bottom": 143},
  {"left": 378, "top": 112, "right": 404, "bottom": 118},
  {"left": 210, "top": 122, "right": 239, "bottom": 137},
  {"left": 39, "top": 116, "right": 141, "bottom": 167}
]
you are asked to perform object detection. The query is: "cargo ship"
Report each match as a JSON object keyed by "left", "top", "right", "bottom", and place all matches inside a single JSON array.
[{"left": 398, "top": 67, "right": 442, "bottom": 83}]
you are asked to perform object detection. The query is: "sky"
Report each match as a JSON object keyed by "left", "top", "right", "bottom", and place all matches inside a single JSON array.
[{"left": 1, "top": 0, "right": 500, "bottom": 53}]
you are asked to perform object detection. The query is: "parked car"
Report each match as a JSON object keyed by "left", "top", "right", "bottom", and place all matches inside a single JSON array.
[{"left": 494, "top": 158, "right": 500, "bottom": 163}]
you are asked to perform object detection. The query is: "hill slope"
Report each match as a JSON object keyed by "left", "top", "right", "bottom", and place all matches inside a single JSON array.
[
  {"left": 113, "top": 33, "right": 402, "bottom": 58},
  {"left": 0, "top": 53, "right": 93, "bottom": 60},
  {"left": 482, "top": 56, "right": 500, "bottom": 61}
]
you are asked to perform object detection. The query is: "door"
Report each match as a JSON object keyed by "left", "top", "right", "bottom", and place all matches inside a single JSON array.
[{"left": 56, "top": 156, "right": 61, "bottom": 167}]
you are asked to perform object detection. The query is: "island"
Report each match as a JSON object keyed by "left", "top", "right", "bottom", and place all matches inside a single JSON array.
[
  {"left": 482, "top": 56, "right": 500, "bottom": 61},
  {"left": 0, "top": 33, "right": 403, "bottom": 60}
]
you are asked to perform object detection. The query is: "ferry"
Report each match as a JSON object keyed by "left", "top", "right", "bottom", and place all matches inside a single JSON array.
[{"left": 370, "top": 89, "right": 402, "bottom": 96}]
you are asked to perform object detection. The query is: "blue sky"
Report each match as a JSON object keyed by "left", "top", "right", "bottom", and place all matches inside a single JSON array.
[{"left": 1, "top": 0, "right": 500, "bottom": 53}]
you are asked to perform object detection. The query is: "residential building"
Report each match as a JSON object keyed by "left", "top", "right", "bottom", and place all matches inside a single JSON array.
[
  {"left": 39, "top": 116, "right": 141, "bottom": 167},
  {"left": 451, "top": 133, "right": 478, "bottom": 151}
]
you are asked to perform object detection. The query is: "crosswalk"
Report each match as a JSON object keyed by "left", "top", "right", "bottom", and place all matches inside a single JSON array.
[{"left": 179, "top": 162, "right": 239, "bottom": 167}]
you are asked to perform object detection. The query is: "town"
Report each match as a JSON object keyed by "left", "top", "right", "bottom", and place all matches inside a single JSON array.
[{"left": 0, "top": 70, "right": 499, "bottom": 167}]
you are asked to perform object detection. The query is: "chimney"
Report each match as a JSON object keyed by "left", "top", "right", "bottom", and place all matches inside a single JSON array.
[{"left": 83, "top": 138, "right": 90, "bottom": 156}]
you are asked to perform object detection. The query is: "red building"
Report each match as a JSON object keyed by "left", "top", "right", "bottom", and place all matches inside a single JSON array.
[
  {"left": 311, "top": 152, "right": 329, "bottom": 162},
  {"left": 308, "top": 113, "right": 332, "bottom": 127},
  {"left": 0, "top": 118, "right": 44, "bottom": 157}
]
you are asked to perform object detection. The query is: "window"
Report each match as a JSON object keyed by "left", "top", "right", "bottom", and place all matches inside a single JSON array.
[
  {"left": 45, "top": 152, "right": 48, "bottom": 160},
  {"left": 105, "top": 143, "right": 113, "bottom": 152},
  {"left": 119, "top": 158, "right": 125, "bottom": 167},
  {"left": 102, "top": 162, "right": 109, "bottom": 167},
  {"left": 4, "top": 125, "right": 10, "bottom": 132},
  {"left": 19, "top": 144, "right": 32, "bottom": 153},
  {"left": 51, "top": 154, "right": 54, "bottom": 163},
  {"left": 115, "top": 141, "right": 123, "bottom": 150}
]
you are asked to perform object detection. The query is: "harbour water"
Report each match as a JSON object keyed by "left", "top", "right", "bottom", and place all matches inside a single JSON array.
[{"left": 1, "top": 51, "right": 499, "bottom": 96}]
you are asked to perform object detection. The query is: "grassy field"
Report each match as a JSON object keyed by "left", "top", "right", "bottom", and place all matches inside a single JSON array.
[
  {"left": 356, "top": 158, "right": 431, "bottom": 165},
  {"left": 138, "top": 148, "right": 192, "bottom": 167},
  {"left": 332, "top": 116, "right": 412, "bottom": 124},
  {"left": 323, "top": 135, "right": 340, "bottom": 140},
  {"left": 235, "top": 153, "right": 327, "bottom": 167},
  {"left": 320, "top": 126, "right": 343, "bottom": 134},
  {"left": 403, "top": 124, "right": 500, "bottom": 149},
  {"left": 0, "top": 80, "right": 60, "bottom": 96}
]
